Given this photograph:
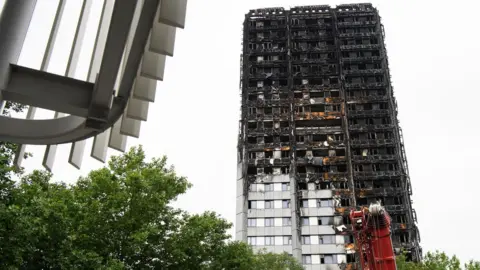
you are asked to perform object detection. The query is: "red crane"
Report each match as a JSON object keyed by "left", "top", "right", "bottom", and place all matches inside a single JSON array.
[{"left": 350, "top": 202, "right": 397, "bottom": 270}]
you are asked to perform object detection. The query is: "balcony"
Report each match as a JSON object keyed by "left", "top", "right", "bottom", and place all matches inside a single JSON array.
[
  {"left": 247, "top": 127, "right": 290, "bottom": 136},
  {"left": 246, "top": 142, "right": 291, "bottom": 150},
  {"left": 248, "top": 35, "right": 287, "bottom": 42},
  {"left": 347, "top": 109, "right": 390, "bottom": 118},
  {"left": 247, "top": 113, "right": 288, "bottom": 121},
  {"left": 247, "top": 99, "right": 290, "bottom": 106},
  {"left": 248, "top": 157, "right": 290, "bottom": 166},
  {"left": 297, "top": 172, "right": 348, "bottom": 182},
  {"left": 338, "top": 32, "right": 378, "bottom": 38},
  {"left": 291, "top": 45, "right": 337, "bottom": 53},
  {"left": 295, "top": 126, "right": 343, "bottom": 135},
  {"left": 341, "top": 56, "right": 383, "bottom": 63},
  {"left": 348, "top": 124, "right": 394, "bottom": 132},
  {"left": 356, "top": 187, "right": 404, "bottom": 198},
  {"left": 297, "top": 156, "right": 346, "bottom": 165},
  {"left": 352, "top": 154, "right": 396, "bottom": 163},
  {"left": 344, "top": 82, "right": 387, "bottom": 89},
  {"left": 337, "top": 21, "right": 377, "bottom": 27},
  {"left": 247, "top": 47, "right": 287, "bottom": 55},
  {"left": 291, "top": 23, "right": 333, "bottom": 29},
  {"left": 293, "top": 71, "right": 338, "bottom": 78},
  {"left": 354, "top": 171, "right": 403, "bottom": 179},
  {"left": 340, "top": 44, "right": 381, "bottom": 51},
  {"left": 249, "top": 59, "right": 287, "bottom": 67},
  {"left": 301, "top": 140, "right": 345, "bottom": 148},
  {"left": 336, "top": 11, "right": 376, "bottom": 18},
  {"left": 384, "top": 204, "right": 408, "bottom": 213},
  {"left": 350, "top": 139, "right": 395, "bottom": 147},
  {"left": 293, "top": 83, "right": 341, "bottom": 90},
  {"left": 346, "top": 95, "right": 388, "bottom": 103},
  {"left": 291, "top": 34, "right": 334, "bottom": 41},
  {"left": 245, "top": 85, "right": 289, "bottom": 92},
  {"left": 343, "top": 68, "right": 384, "bottom": 75},
  {"left": 291, "top": 57, "right": 337, "bottom": 65},
  {"left": 295, "top": 111, "right": 342, "bottom": 120},
  {"left": 248, "top": 72, "right": 288, "bottom": 80},
  {"left": 249, "top": 24, "right": 287, "bottom": 31}
]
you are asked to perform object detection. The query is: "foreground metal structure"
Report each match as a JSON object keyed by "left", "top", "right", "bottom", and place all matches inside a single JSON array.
[
  {"left": 0, "top": 0, "right": 187, "bottom": 170},
  {"left": 236, "top": 4, "right": 421, "bottom": 269}
]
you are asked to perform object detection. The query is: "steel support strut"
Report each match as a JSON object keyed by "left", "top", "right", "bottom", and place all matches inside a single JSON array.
[
  {"left": 0, "top": 0, "right": 161, "bottom": 145},
  {"left": 0, "top": 0, "right": 37, "bottom": 112}
]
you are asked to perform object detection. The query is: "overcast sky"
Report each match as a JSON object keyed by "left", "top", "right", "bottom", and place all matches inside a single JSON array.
[{"left": 7, "top": 0, "right": 480, "bottom": 263}]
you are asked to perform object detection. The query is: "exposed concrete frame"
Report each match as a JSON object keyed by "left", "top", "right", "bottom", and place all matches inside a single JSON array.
[{"left": 0, "top": 0, "right": 188, "bottom": 170}]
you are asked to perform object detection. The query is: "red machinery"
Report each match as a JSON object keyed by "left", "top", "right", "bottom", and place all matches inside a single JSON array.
[{"left": 350, "top": 202, "right": 397, "bottom": 270}]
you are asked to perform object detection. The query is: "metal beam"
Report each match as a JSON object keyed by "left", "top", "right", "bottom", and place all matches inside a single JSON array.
[
  {"left": 43, "top": 0, "right": 93, "bottom": 171},
  {"left": 158, "top": 0, "right": 187, "bottom": 29},
  {"left": 3, "top": 65, "right": 94, "bottom": 117},
  {"left": 0, "top": 0, "right": 161, "bottom": 145},
  {"left": 15, "top": 0, "right": 66, "bottom": 168},
  {"left": 0, "top": 0, "right": 37, "bottom": 112},
  {"left": 85, "top": 0, "right": 138, "bottom": 129}
]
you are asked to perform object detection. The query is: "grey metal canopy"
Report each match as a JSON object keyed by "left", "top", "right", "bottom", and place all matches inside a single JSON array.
[{"left": 0, "top": 0, "right": 187, "bottom": 170}]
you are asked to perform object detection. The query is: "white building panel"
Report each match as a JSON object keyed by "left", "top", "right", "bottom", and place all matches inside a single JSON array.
[
  {"left": 274, "top": 183, "right": 282, "bottom": 191},
  {"left": 256, "top": 236, "right": 265, "bottom": 246},
  {"left": 336, "top": 235, "right": 345, "bottom": 244},
  {"left": 311, "top": 235, "right": 319, "bottom": 245},
  {"left": 274, "top": 200, "right": 283, "bottom": 209},
  {"left": 257, "top": 218, "right": 265, "bottom": 227},
  {"left": 257, "top": 200, "right": 265, "bottom": 209},
  {"left": 275, "top": 236, "right": 283, "bottom": 246},
  {"left": 274, "top": 218, "right": 282, "bottom": 227}
]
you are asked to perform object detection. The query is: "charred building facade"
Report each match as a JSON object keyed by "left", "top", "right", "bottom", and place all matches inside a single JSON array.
[{"left": 236, "top": 3, "right": 421, "bottom": 269}]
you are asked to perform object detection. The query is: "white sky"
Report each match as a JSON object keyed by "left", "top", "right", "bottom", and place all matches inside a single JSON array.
[{"left": 6, "top": 0, "right": 480, "bottom": 263}]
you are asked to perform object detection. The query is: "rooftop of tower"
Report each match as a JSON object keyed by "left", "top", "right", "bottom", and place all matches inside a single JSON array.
[{"left": 247, "top": 3, "right": 376, "bottom": 17}]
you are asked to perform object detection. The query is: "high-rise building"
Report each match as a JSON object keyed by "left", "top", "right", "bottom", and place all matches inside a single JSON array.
[{"left": 236, "top": 3, "right": 421, "bottom": 269}]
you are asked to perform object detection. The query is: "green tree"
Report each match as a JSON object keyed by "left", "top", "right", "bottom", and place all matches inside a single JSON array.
[
  {"left": 0, "top": 101, "right": 29, "bottom": 204},
  {"left": 0, "top": 146, "right": 303, "bottom": 269},
  {"left": 397, "top": 251, "right": 480, "bottom": 270}
]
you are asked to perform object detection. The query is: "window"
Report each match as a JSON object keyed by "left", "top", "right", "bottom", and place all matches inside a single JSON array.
[
  {"left": 248, "top": 218, "right": 256, "bottom": 227},
  {"left": 318, "top": 217, "right": 333, "bottom": 225},
  {"left": 302, "top": 236, "right": 311, "bottom": 244},
  {"left": 283, "top": 217, "right": 292, "bottom": 226},
  {"left": 248, "top": 236, "right": 256, "bottom": 245},
  {"left": 265, "top": 200, "right": 274, "bottom": 209},
  {"left": 265, "top": 236, "right": 275, "bottom": 246},
  {"left": 317, "top": 199, "right": 333, "bottom": 207},
  {"left": 283, "top": 236, "right": 292, "bottom": 245},
  {"left": 282, "top": 200, "right": 290, "bottom": 208},
  {"left": 323, "top": 255, "right": 336, "bottom": 264},
  {"left": 264, "top": 184, "right": 274, "bottom": 191},
  {"left": 302, "top": 255, "right": 312, "bottom": 264},
  {"left": 249, "top": 201, "right": 257, "bottom": 209},
  {"left": 319, "top": 235, "right": 335, "bottom": 244},
  {"left": 301, "top": 200, "right": 309, "bottom": 208},
  {"left": 282, "top": 183, "right": 290, "bottom": 191},
  {"left": 265, "top": 218, "right": 274, "bottom": 227},
  {"left": 302, "top": 217, "right": 310, "bottom": 225}
]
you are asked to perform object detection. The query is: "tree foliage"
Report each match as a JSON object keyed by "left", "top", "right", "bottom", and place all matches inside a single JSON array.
[
  {"left": 397, "top": 251, "right": 480, "bottom": 270},
  {"left": 0, "top": 146, "right": 303, "bottom": 269},
  {"left": 0, "top": 102, "right": 29, "bottom": 205}
]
